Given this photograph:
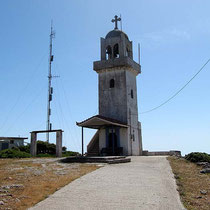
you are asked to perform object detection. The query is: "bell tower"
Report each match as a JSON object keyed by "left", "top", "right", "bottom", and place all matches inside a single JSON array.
[{"left": 93, "top": 15, "right": 142, "bottom": 155}]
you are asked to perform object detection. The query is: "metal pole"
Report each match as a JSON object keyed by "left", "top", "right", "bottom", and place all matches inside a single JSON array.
[
  {"left": 120, "top": 14, "right": 122, "bottom": 31},
  {"left": 82, "top": 127, "right": 84, "bottom": 156},
  {"left": 138, "top": 43, "right": 140, "bottom": 65}
]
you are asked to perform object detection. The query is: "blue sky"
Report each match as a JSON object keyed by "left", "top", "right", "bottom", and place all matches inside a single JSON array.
[{"left": 0, "top": 0, "right": 210, "bottom": 155}]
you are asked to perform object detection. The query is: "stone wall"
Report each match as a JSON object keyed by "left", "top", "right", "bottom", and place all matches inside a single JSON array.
[{"left": 142, "top": 150, "right": 181, "bottom": 157}]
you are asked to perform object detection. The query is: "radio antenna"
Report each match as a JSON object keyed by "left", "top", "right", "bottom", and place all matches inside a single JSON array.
[{"left": 46, "top": 20, "right": 55, "bottom": 142}]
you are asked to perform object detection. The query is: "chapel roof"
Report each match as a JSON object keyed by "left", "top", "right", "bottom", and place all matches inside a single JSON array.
[
  {"left": 105, "top": 29, "right": 129, "bottom": 40},
  {"left": 76, "top": 115, "right": 128, "bottom": 129}
]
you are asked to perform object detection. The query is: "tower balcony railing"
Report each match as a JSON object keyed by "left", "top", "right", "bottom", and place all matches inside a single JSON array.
[{"left": 93, "top": 56, "right": 141, "bottom": 75}]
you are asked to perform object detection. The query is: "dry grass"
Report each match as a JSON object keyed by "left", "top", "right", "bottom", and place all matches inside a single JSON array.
[
  {"left": 168, "top": 156, "right": 210, "bottom": 210},
  {"left": 0, "top": 158, "right": 100, "bottom": 210}
]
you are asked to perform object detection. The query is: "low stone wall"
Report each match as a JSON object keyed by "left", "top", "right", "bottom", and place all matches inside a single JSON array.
[{"left": 142, "top": 150, "right": 181, "bottom": 157}]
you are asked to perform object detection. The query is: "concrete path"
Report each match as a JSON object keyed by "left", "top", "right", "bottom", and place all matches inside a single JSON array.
[{"left": 30, "top": 156, "right": 185, "bottom": 210}]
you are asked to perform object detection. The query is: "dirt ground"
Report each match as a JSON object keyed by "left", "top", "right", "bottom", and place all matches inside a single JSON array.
[
  {"left": 168, "top": 156, "right": 210, "bottom": 210},
  {"left": 0, "top": 158, "right": 100, "bottom": 210}
]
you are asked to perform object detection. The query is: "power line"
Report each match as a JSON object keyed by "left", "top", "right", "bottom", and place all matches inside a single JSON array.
[
  {"left": 54, "top": 63, "right": 85, "bottom": 149},
  {"left": 53, "top": 77, "right": 81, "bottom": 151},
  {"left": 0, "top": 52, "right": 47, "bottom": 131},
  {"left": 140, "top": 58, "right": 210, "bottom": 114},
  {"left": 4, "top": 84, "right": 46, "bottom": 134}
]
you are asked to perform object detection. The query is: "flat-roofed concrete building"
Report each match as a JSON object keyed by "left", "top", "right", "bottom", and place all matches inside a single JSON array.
[{"left": 0, "top": 137, "right": 27, "bottom": 151}]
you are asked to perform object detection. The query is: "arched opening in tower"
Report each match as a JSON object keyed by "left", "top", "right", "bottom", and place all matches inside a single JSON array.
[
  {"left": 106, "top": 45, "right": 112, "bottom": 60},
  {"left": 113, "top": 44, "right": 119, "bottom": 58}
]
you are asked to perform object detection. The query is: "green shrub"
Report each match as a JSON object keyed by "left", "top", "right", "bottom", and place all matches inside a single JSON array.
[
  {"left": 11, "top": 140, "right": 78, "bottom": 158},
  {"left": 0, "top": 142, "right": 78, "bottom": 159},
  {"left": 36, "top": 140, "right": 56, "bottom": 155},
  {"left": 185, "top": 152, "right": 210, "bottom": 163},
  {"left": 18, "top": 144, "right": 30, "bottom": 153},
  {"left": 0, "top": 149, "right": 31, "bottom": 158},
  {"left": 11, "top": 146, "right": 20, "bottom": 151},
  {"left": 62, "top": 151, "right": 80, "bottom": 157},
  {"left": 35, "top": 141, "right": 78, "bottom": 157},
  {"left": 62, "top": 146, "right": 67, "bottom": 152}
]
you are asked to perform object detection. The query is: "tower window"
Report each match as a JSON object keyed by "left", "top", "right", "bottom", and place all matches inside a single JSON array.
[
  {"left": 110, "top": 79, "right": 115, "bottom": 88},
  {"left": 106, "top": 45, "right": 112, "bottom": 60},
  {"left": 133, "top": 130, "right": 135, "bottom": 141},
  {"left": 131, "top": 89, "right": 133, "bottom": 98},
  {"left": 113, "top": 44, "right": 119, "bottom": 58}
]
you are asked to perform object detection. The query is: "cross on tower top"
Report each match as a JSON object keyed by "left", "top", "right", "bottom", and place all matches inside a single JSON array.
[{"left": 111, "top": 15, "right": 121, "bottom": 30}]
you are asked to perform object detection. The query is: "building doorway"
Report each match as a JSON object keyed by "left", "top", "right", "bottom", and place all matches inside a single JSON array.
[
  {"left": 108, "top": 133, "right": 117, "bottom": 148},
  {"left": 2, "top": 142, "right": 9, "bottom": 150},
  {"left": 108, "top": 132, "right": 118, "bottom": 155}
]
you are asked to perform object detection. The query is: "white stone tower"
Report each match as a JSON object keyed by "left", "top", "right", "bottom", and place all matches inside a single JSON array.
[{"left": 77, "top": 16, "right": 142, "bottom": 156}]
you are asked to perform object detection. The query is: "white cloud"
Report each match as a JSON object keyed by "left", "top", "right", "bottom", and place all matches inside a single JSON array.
[
  {"left": 140, "top": 27, "right": 191, "bottom": 49},
  {"left": 169, "top": 28, "right": 191, "bottom": 40}
]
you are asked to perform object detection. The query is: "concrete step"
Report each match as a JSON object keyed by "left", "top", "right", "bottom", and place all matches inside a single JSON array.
[
  {"left": 86, "top": 153, "right": 99, "bottom": 156},
  {"left": 107, "top": 157, "right": 131, "bottom": 164},
  {"left": 61, "top": 156, "right": 130, "bottom": 164}
]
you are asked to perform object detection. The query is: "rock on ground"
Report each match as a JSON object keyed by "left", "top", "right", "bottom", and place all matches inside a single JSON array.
[{"left": 200, "top": 168, "right": 210, "bottom": 174}]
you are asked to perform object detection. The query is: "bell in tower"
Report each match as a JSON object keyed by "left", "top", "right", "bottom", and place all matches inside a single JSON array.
[
  {"left": 77, "top": 16, "right": 143, "bottom": 156},
  {"left": 100, "top": 16, "right": 134, "bottom": 60}
]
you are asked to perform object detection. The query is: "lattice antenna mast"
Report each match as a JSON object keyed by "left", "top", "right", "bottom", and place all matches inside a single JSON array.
[{"left": 46, "top": 22, "right": 55, "bottom": 142}]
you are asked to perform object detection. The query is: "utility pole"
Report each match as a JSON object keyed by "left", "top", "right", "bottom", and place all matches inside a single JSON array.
[
  {"left": 120, "top": 14, "right": 122, "bottom": 31},
  {"left": 46, "top": 22, "right": 55, "bottom": 142}
]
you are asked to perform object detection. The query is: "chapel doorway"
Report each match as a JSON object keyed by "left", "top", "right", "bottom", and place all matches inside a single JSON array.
[
  {"left": 108, "top": 133, "right": 117, "bottom": 148},
  {"left": 108, "top": 132, "right": 118, "bottom": 155}
]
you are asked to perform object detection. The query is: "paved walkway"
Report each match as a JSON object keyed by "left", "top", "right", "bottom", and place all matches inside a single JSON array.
[{"left": 31, "top": 156, "right": 185, "bottom": 210}]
